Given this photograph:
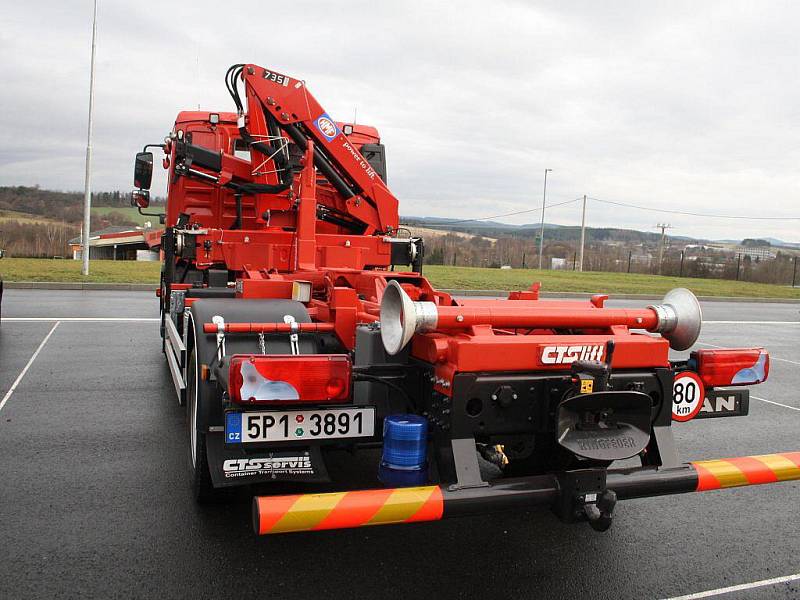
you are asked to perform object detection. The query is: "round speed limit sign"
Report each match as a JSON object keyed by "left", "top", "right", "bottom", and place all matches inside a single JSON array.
[{"left": 672, "top": 371, "right": 705, "bottom": 422}]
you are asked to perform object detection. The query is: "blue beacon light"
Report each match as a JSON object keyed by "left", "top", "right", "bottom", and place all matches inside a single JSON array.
[{"left": 379, "top": 414, "right": 428, "bottom": 486}]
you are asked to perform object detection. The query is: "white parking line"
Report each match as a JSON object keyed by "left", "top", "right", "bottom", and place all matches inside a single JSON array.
[
  {"left": 751, "top": 395, "right": 800, "bottom": 412},
  {"left": 703, "top": 321, "right": 800, "bottom": 324},
  {"left": 3, "top": 317, "right": 159, "bottom": 322},
  {"left": 0, "top": 321, "right": 60, "bottom": 413},
  {"left": 663, "top": 572, "right": 800, "bottom": 599}
]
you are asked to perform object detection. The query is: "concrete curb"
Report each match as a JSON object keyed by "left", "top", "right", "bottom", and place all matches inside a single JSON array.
[
  {"left": 4, "top": 281, "right": 800, "bottom": 303},
  {"left": 4, "top": 282, "right": 155, "bottom": 291}
]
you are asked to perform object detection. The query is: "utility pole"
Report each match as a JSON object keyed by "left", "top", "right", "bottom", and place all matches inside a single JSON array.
[
  {"left": 577, "top": 194, "right": 587, "bottom": 272},
  {"left": 81, "top": 0, "right": 99, "bottom": 276},
  {"left": 655, "top": 223, "right": 671, "bottom": 275},
  {"left": 793, "top": 256, "right": 798, "bottom": 288},
  {"left": 537, "top": 168, "right": 552, "bottom": 270}
]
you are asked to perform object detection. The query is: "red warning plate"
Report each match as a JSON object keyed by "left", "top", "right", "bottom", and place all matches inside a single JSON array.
[{"left": 672, "top": 372, "right": 705, "bottom": 422}]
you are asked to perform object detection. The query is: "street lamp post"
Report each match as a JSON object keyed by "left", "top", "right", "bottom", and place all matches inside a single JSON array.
[
  {"left": 81, "top": 0, "right": 98, "bottom": 276},
  {"left": 537, "top": 168, "right": 552, "bottom": 270}
]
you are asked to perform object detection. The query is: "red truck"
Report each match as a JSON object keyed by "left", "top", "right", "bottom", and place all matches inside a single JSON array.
[{"left": 132, "top": 63, "right": 797, "bottom": 535}]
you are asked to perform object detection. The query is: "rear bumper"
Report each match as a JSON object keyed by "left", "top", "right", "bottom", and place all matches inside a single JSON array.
[{"left": 253, "top": 451, "right": 800, "bottom": 534}]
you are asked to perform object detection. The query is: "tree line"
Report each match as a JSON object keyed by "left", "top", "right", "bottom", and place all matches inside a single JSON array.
[{"left": 423, "top": 232, "right": 800, "bottom": 286}]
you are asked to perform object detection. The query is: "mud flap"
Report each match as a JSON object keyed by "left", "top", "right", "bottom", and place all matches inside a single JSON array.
[
  {"left": 206, "top": 432, "right": 330, "bottom": 487},
  {"left": 556, "top": 391, "right": 652, "bottom": 461}
]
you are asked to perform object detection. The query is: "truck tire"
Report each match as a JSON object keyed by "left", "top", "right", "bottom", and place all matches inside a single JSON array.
[{"left": 186, "top": 346, "right": 227, "bottom": 503}]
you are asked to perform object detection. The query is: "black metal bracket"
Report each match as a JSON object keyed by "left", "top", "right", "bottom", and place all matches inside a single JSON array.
[
  {"left": 446, "top": 438, "right": 489, "bottom": 491},
  {"left": 649, "top": 425, "right": 680, "bottom": 468}
]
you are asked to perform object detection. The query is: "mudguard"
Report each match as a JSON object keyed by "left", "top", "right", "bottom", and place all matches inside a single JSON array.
[
  {"left": 187, "top": 299, "right": 316, "bottom": 433},
  {"left": 206, "top": 433, "right": 330, "bottom": 486}
]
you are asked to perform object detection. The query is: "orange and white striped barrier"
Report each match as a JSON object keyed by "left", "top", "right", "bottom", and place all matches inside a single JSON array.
[
  {"left": 692, "top": 451, "right": 800, "bottom": 491},
  {"left": 253, "top": 486, "right": 443, "bottom": 535},
  {"left": 252, "top": 452, "right": 800, "bottom": 535}
]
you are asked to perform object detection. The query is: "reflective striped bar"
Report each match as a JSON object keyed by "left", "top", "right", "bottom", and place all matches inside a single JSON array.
[
  {"left": 692, "top": 451, "right": 800, "bottom": 491},
  {"left": 252, "top": 452, "right": 800, "bottom": 535},
  {"left": 253, "top": 486, "right": 443, "bottom": 535}
]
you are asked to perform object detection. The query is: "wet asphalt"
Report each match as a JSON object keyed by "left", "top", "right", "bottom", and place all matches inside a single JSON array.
[{"left": 0, "top": 289, "right": 798, "bottom": 599}]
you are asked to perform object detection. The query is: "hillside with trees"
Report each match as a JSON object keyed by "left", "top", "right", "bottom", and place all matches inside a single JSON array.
[{"left": 0, "top": 186, "right": 164, "bottom": 257}]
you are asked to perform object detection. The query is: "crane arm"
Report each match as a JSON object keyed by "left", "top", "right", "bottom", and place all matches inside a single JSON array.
[{"left": 235, "top": 63, "right": 400, "bottom": 235}]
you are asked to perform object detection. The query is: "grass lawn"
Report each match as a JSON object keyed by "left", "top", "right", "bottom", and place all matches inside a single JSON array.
[
  {"left": 2, "top": 259, "right": 798, "bottom": 299},
  {"left": 1, "top": 258, "right": 161, "bottom": 283},
  {"left": 423, "top": 265, "right": 800, "bottom": 299}
]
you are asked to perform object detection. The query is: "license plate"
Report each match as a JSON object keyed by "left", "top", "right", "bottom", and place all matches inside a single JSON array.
[{"left": 225, "top": 407, "right": 375, "bottom": 443}]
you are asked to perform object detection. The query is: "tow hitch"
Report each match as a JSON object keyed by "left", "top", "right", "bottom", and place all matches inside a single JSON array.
[{"left": 553, "top": 469, "right": 617, "bottom": 532}]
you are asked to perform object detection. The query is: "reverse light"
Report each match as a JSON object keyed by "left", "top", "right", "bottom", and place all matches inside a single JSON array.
[
  {"left": 228, "top": 355, "right": 351, "bottom": 404},
  {"left": 691, "top": 348, "right": 769, "bottom": 387}
]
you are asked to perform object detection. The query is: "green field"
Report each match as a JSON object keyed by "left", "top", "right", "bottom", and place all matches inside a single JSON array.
[
  {"left": 2, "top": 259, "right": 798, "bottom": 299},
  {"left": 423, "top": 265, "right": 800, "bottom": 299},
  {"left": 0, "top": 209, "right": 55, "bottom": 224},
  {"left": 91, "top": 206, "right": 160, "bottom": 226}
]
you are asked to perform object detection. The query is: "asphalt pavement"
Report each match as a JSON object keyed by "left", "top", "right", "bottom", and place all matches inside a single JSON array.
[{"left": 1, "top": 289, "right": 799, "bottom": 599}]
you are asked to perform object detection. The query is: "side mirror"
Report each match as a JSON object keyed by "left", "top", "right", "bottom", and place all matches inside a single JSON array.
[
  {"left": 131, "top": 189, "right": 150, "bottom": 209},
  {"left": 134, "top": 151, "right": 154, "bottom": 190}
]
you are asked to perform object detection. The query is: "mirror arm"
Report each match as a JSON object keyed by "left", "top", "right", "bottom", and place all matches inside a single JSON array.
[
  {"left": 136, "top": 205, "right": 166, "bottom": 225},
  {"left": 142, "top": 143, "right": 166, "bottom": 153}
]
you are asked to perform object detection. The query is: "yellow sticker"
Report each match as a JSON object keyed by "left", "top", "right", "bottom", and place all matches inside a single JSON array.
[{"left": 580, "top": 379, "right": 594, "bottom": 394}]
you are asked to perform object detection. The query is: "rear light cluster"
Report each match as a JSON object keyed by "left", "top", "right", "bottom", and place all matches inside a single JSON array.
[
  {"left": 691, "top": 348, "right": 769, "bottom": 387},
  {"left": 228, "top": 355, "right": 351, "bottom": 404}
]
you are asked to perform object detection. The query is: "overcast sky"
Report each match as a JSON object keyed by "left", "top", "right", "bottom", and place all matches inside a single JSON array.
[{"left": 2, "top": 0, "right": 799, "bottom": 241}]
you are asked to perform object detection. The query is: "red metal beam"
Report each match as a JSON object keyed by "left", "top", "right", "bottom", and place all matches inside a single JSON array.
[{"left": 203, "top": 322, "right": 335, "bottom": 334}]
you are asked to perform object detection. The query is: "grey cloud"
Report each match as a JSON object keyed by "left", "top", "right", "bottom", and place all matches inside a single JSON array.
[{"left": 1, "top": 0, "right": 798, "bottom": 241}]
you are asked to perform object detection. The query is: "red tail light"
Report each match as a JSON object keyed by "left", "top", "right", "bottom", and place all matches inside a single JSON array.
[
  {"left": 228, "top": 355, "right": 351, "bottom": 404},
  {"left": 692, "top": 348, "right": 769, "bottom": 387}
]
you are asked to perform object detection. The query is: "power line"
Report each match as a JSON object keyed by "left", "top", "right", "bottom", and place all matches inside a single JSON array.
[
  {"left": 403, "top": 197, "right": 582, "bottom": 226},
  {"left": 588, "top": 196, "right": 800, "bottom": 221}
]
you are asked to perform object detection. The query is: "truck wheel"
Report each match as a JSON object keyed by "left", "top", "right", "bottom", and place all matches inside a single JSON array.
[{"left": 186, "top": 346, "right": 226, "bottom": 503}]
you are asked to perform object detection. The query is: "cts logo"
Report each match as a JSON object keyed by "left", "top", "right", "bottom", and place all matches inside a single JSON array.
[
  {"left": 315, "top": 114, "right": 338, "bottom": 141},
  {"left": 540, "top": 345, "right": 604, "bottom": 365},
  {"left": 223, "top": 456, "right": 314, "bottom": 478}
]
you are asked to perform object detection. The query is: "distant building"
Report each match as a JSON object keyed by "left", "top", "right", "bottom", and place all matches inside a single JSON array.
[
  {"left": 551, "top": 257, "right": 567, "bottom": 270},
  {"left": 630, "top": 252, "right": 653, "bottom": 266},
  {"left": 734, "top": 245, "right": 775, "bottom": 261},
  {"left": 69, "top": 226, "right": 162, "bottom": 260}
]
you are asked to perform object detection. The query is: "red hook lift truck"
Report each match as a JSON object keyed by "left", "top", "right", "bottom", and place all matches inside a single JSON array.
[{"left": 132, "top": 63, "right": 795, "bottom": 535}]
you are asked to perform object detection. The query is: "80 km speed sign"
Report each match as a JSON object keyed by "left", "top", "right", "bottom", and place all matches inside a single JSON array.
[{"left": 672, "top": 371, "right": 705, "bottom": 422}]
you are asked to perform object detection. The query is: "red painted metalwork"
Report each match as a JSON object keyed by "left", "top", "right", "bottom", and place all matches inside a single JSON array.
[
  {"left": 203, "top": 322, "right": 335, "bottom": 334},
  {"left": 430, "top": 303, "right": 660, "bottom": 330},
  {"left": 151, "top": 62, "right": 755, "bottom": 411}
]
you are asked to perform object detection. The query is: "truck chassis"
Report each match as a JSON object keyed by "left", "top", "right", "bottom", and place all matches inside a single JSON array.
[{"left": 131, "top": 63, "right": 797, "bottom": 535}]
